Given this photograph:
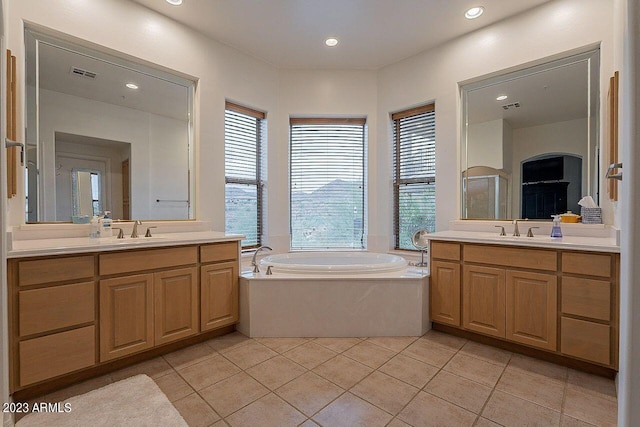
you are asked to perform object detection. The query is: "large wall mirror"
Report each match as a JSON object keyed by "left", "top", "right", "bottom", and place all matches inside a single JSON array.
[
  {"left": 25, "top": 28, "right": 195, "bottom": 223},
  {"left": 461, "top": 49, "right": 599, "bottom": 220}
]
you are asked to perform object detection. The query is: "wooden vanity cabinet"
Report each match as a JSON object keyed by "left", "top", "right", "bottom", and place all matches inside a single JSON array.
[
  {"left": 430, "top": 242, "right": 461, "bottom": 326},
  {"left": 9, "top": 240, "right": 241, "bottom": 393},
  {"left": 430, "top": 240, "right": 619, "bottom": 370},
  {"left": 99, "top": 247, "right": 199, "bottom": 362},
  {"left": 9, "top": 254, "right": 97, "bottom": 389},
  {"left": 560, "top": 252, "right": 618, "bottom": 366},
  {"left": 200, "top": 242, "right": 240, "bottom": 331}
]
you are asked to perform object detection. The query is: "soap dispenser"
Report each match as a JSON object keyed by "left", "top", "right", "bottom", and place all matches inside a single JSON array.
[
  {"left": 551, "top": 215, "right": 563, "bottom": 238},
  {"left": 101, "top": 211, "right": 113, "bottom": 237}
]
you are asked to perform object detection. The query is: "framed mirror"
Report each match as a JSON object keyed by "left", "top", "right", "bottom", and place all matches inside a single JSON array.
[
  {"left": 25, "top": 28, "right": 195, "bottom": 222},
  {"left": 461, "top": 49, "right": 599, "bottom": 220}
]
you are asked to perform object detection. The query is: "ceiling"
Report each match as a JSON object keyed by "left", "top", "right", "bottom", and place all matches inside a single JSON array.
[
  {"left": 466, "top": 60, "right": 589, "bottom": 129},
  {"left": 130, "top": 0, "right": 553, "bottom": 70},
  {"left": 34, "top": 42, "right": 191, "bottom": 121}
]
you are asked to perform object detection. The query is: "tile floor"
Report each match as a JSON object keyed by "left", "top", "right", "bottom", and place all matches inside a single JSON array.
[{"left": 21, "top": 331, "right": 618, "bottom": 426}]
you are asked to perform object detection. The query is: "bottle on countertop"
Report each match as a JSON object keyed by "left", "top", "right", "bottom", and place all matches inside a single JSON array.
[
  {"left": 550, "top": 214, "right": 563, "bottom": 238},
  {"left": 89, "top": 215, "right": 101, "bottom": 239},
  {"left": 101, "top": 211, "right": 113, "bottom": 237}
]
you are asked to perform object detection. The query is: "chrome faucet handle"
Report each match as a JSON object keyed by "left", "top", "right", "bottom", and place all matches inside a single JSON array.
[
  {"left": 266, "top": 265, "right": 273, "bottom": 275},
  {"left": 512, "top": 219, "right": 520, "bottom": 237},
  {"left": 251, "top": 245, "right": 273, "bottom": 273},
  {"left": 494, "top": 225, "right": 506, "bottom": 236},
  {"left": 113, "top": 227, "right": 124, "bottom": 239},
  {"left": 145, "top": 226, "right": 157, "bottom": 237},
  {"left": 131, "top": 220, "right": 142, "bottom": 238},
  {"left": 526, "top": 227, "right": 540, "bottom": 238}
]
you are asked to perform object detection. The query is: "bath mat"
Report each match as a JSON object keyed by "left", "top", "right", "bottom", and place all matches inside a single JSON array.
[{"left": 16, "top": 374, "right": 187, "bottom": 427}]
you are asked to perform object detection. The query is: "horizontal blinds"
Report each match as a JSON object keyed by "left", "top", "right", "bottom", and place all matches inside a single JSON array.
[
  {"left": 225, "top": 104, "right": 263, "bottom": 248},
  {"left": 393, "top": 104, "right": 436, "bottom": 250},
  {"left": 290, "top": 121, "right": 365, "bottom": 250}
]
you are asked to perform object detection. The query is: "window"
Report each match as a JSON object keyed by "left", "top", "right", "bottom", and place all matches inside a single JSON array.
[
  {"left": 290, "top": 118, "right": 366, "bottom": 250},
  {"left": 225, "top": 102, "right": 265, "bottom": 248},
  {"left": 392, "top": 104, "right": 436, "bottom": 250}
]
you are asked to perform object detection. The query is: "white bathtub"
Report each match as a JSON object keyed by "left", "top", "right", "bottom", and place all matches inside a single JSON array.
[
  {"left": 239, "top": 252, "right": 429, "bottom": 338},
  {"left": 259, "top": 252, "right": 408, "bottom": 274}
]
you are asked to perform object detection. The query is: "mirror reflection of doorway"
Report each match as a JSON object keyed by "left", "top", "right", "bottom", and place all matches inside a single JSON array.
[
  {"left": 72, "top": 169, "right": 102, "bottom": 217},
  {"left": 54, "top": 132, "right": 131, "bottom": 221}
]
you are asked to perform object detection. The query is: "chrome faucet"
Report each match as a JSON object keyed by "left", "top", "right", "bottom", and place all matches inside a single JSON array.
[
  {"left": 512, "top": 219, "right": 520, "bottom": 237},
  {"left": 131, "top": 220, "right": 142, "bottom": 238},
  {"left": 251, "top": 246, "right": 273, "bottom": 273}
]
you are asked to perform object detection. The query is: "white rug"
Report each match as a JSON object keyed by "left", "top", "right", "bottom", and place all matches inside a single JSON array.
[{"left": 17, "top": 374, "right": 188, "bottom": 427}]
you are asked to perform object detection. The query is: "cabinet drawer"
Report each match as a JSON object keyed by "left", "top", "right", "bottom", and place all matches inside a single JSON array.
[
  {"left": 562, "top": 276, "right": 610, "bottom": 321},
  {"left": 561, "top": 317, "right": 610, "bottom": 365},
  {"left": 431, "top": 242, "right": 461, "bottom": 261},
  {"left": 18, "top": 256, "right": 94, "bottom": 286},
  {"left": 562, "top": 252, "right": 611, "bottom": 278},
  {"left": 200, "top": 242, "right": 238, "bottom": 263},
  {"left": 100, "top": 246, "right": 197, "bottom": 275},
  {"left": 464, "top": 245, "right": 556, "bottom": 271},
  {"left": 19, "top": 326, "right": 95, "bottom": 387},
  {"left": 19, "top": 282, "right": 95, "bottom": 337}
]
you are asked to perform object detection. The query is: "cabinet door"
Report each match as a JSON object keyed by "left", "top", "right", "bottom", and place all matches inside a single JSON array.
[
  {"left": 154, "top": 267, "right": 198, "bottom": 345},
  {"left": 201, "top": 262, "right": 238, "bottom": 331},
  {"left": 100, "top": 274, "right": 154, "bottom": 361},
  {"left": 430, "top": 261, "right": 461, "bottom": 326},
  {"left": 506, "top": 270, "right": 557, "bottom": 351},
  {"left": 463, "top": 265, "right": 506, "bottom": 338}
]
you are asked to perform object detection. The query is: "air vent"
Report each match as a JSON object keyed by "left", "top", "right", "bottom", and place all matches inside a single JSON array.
[
  {"left": 70, "top": 66, "right": 97, "bottom": 79},
  {"left": 502, "top": 102, "right": 521, "bottom": 110}
]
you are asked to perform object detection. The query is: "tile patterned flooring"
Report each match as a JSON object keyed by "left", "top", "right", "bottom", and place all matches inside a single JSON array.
[{"left": 22, "top": 331, "right": 618, "bottom": 426}]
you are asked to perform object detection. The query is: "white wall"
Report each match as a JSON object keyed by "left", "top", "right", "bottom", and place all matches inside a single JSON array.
[
  {"left": 377, "top": 0, "right": 614, "bottom": 239},
  {"left": 6, "top": 0, "right": 280, "bottom": 229},
  {"left": 467, "top": 119, "right": 505, "bottom": 170},
  {"left": 271, "top": 69, "right": 378, "bottom": 253}
]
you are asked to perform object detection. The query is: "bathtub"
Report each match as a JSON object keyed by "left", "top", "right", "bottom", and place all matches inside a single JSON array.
[
  {"left": 238, "top": 252, "right": 429, "bottom": 338},
  {"left": 259, "top": 252, "right": 408, "bottom": 274}
]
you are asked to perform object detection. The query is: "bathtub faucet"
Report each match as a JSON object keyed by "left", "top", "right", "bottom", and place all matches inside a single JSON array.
[{"left": 251, "top": 246, "right": 273, "bottom": 273}]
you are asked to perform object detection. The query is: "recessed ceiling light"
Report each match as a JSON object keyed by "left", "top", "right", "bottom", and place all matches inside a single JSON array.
[
  {"left": 166, "top": 0, "right": 183, "bottom": 5},
  {"left": 465, "top": 6, "right": 484, "bottom": 19},
  {"left": 325, "top": 38, "right": 339, "bottom": 47},
  {"left": 496, "top": 95, "right": 508, "bottom": 101},
  {"left": 126, "top": 83, "right": 139, "bottom": 90}
]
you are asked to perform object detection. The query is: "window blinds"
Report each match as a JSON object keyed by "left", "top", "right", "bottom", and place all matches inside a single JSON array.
[
  {"left": 290, "top": 118, "right": 366, "bottom": 250},
  {"left": 225, "top": 102, "right": 265, "bottom": 248},
  {"left": 392, "top": 104, "right": 436, "bottom": 250}
]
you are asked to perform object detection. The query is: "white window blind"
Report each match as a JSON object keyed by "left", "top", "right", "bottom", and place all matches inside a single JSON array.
[
  {"left": 290, "top": 118, "right": 366, "bottom": 250},
  {"left": 393, "top": 104, "right": 436, "bottom": 250},
  {"left": 225, "top": 102, "right": 265, "bottom": 248}
]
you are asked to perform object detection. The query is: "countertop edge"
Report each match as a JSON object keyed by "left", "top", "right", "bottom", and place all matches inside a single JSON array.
[
  {"left": 7, "top": 234, "right": 244, "bottom": 258},
  {"left": 426, "top": 233, "right": 620, "bottom": 253}
]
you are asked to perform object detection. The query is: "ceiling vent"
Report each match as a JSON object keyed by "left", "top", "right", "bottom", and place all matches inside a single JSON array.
[
  {"left": 70, "top": 66, "right": 97, "bottom": 79},
  {"left": 502, "top": 102, "right": 521, "bottom": 110}
]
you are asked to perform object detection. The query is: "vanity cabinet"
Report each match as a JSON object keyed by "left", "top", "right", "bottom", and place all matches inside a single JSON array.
[
  {"left": 200, "top": 242, "right": 240, "bottom": 331},
  {"left": 430, "top": 240, "right": 619, "bottom": 369},
  {"left": 100, "top": 274, "right": 154, "bottom": 361},
  {"left": 8, "top": 239, "right": 240, "bottom": 393},
  {"left": 560, "top": 252, "right": 618, "bottom": 366},
  {"left": 99, "top": 247, "right": 199, "bottom": 362},
  {"left": 8, "top": 255, "right": 97, "bottom": 388},
  {"left": 430, "top": 242, "right": 462, "bottom": 326}
]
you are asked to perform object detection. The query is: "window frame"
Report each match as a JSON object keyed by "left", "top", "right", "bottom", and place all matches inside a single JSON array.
[
  {"left": 224, "top": 101, "right": 265, "bottom": 249},
  {"left": 392, "top": 103, "right": 436, "bottom": 251},
  {"left": 289, "top": 117, "right": 367, "bottom": 251}
]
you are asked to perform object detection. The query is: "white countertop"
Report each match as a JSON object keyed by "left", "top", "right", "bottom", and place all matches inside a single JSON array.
[
  {"left": 427, "top": 230, "right": 619, "bottom": 253},
  {"left": 8, "top": 231, "right": 244, "bottom": 258}
]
